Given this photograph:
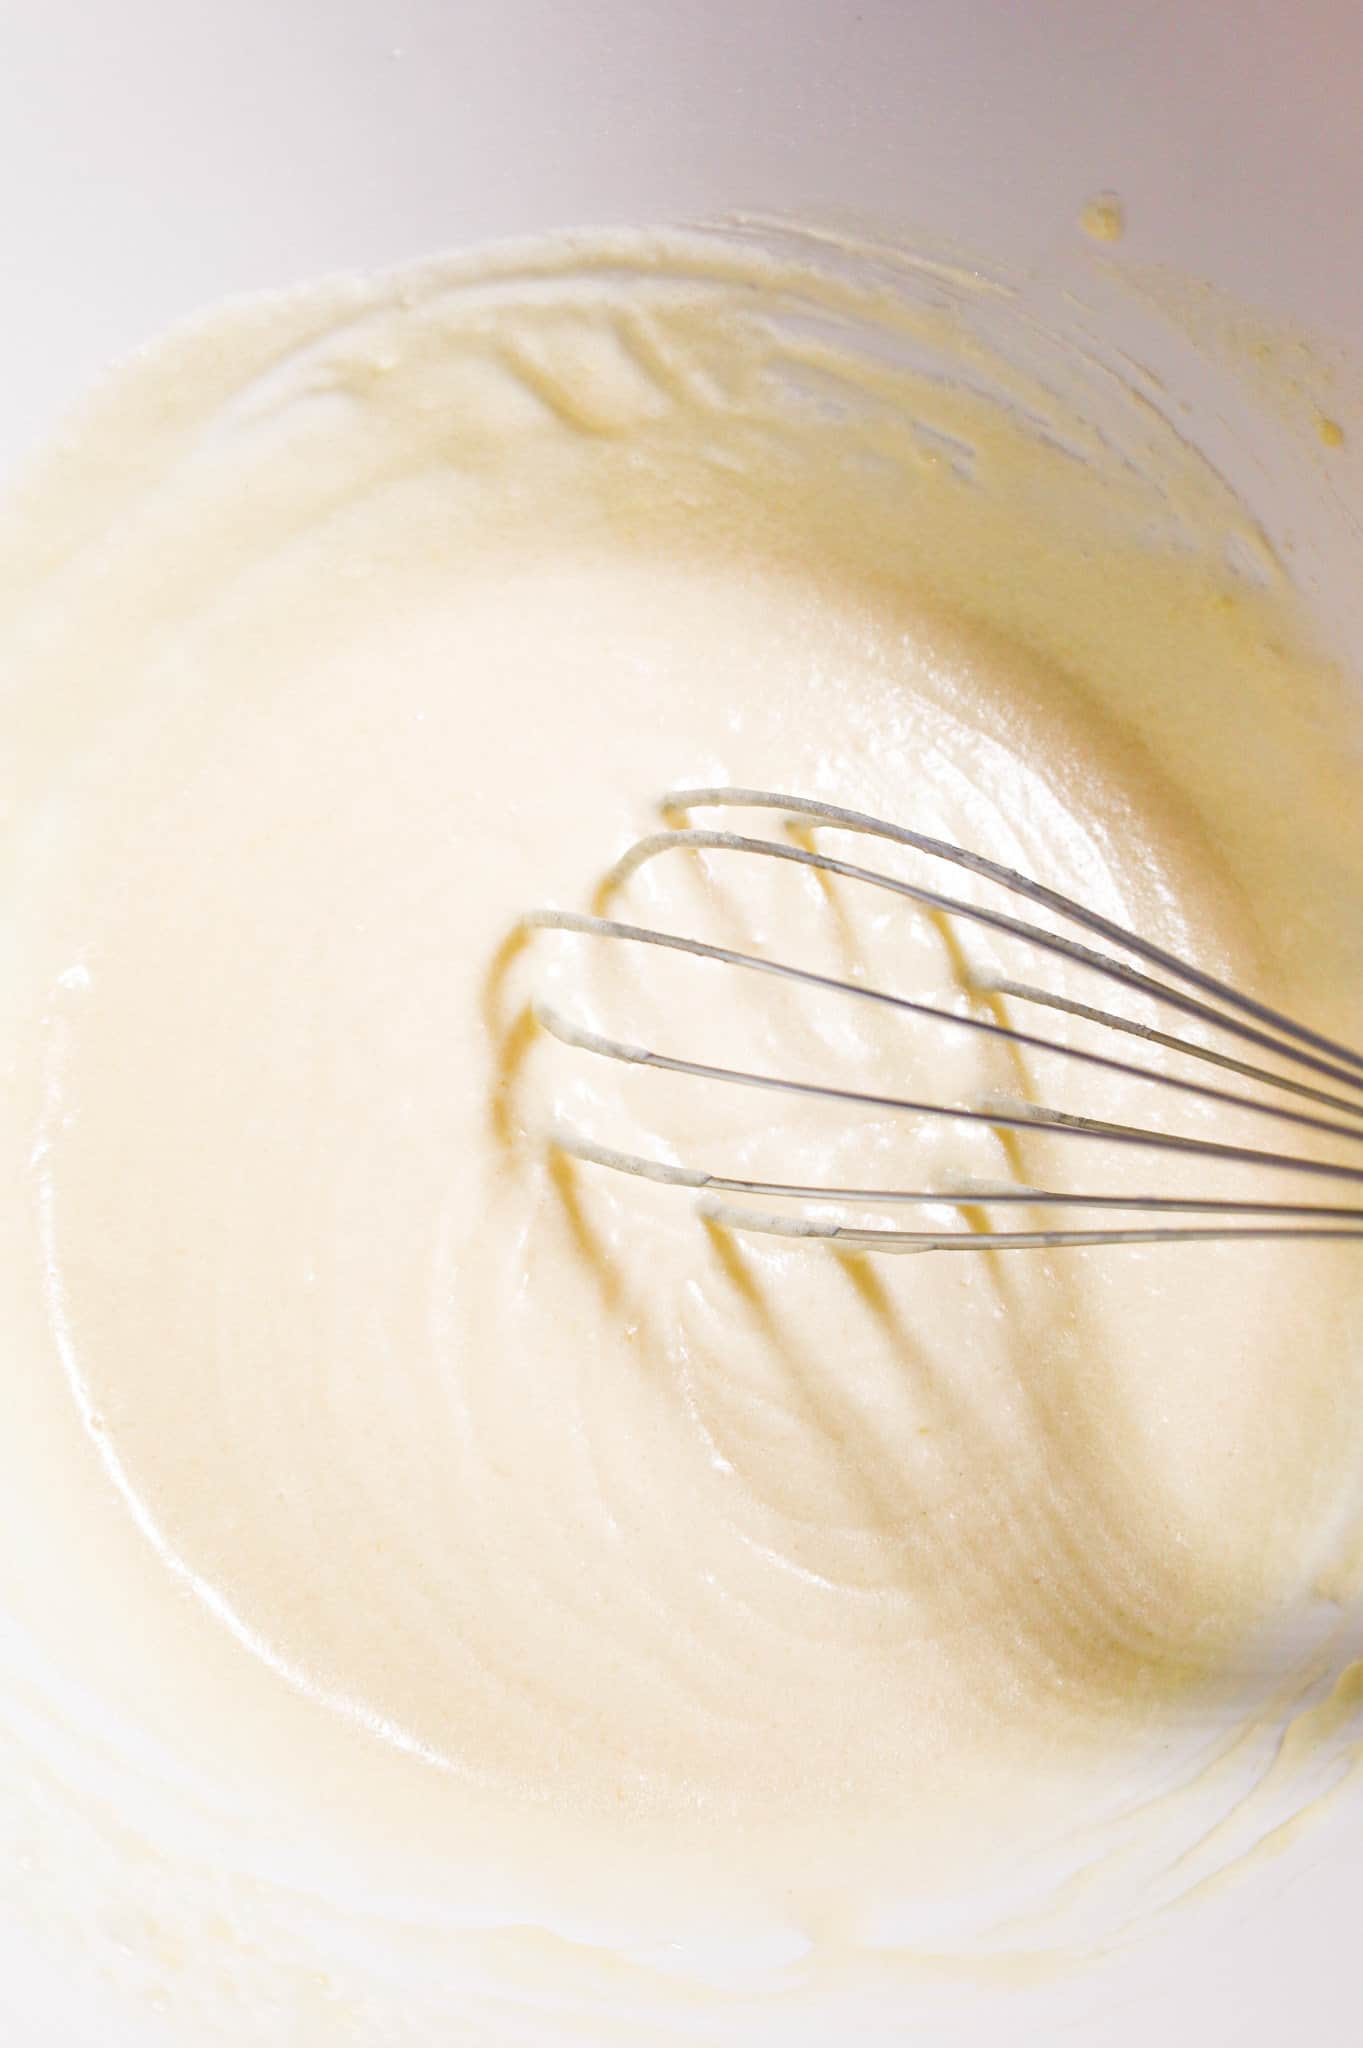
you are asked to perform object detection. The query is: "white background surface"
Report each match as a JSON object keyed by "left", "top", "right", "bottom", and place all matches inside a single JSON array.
[
  {"left": 2, "top": 4, "right": 1361, "bottom": 2041},
  {"left": 3, "top": 0, "right": 1363, "bottom": 478}
]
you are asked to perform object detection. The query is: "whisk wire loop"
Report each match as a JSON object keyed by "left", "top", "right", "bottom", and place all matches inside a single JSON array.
[{"left": 523, "top": 792, "right": 1363, "bottom": 1252}]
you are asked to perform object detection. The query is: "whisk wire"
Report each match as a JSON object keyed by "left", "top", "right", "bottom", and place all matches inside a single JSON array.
[
  {"left": 605, "top": 828, "right": 1363, "bottom": 1096},
  {"left": 664, "top": 788, "right": 1363, "bottom": 1079},
  {"left": 524, "top": 791, "right": 1363, "bottom": 1252}
]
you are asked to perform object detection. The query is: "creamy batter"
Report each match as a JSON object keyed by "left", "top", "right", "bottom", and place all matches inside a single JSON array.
[{"left": 3, "top": 223, "right": 1363, "bottom": 2040}]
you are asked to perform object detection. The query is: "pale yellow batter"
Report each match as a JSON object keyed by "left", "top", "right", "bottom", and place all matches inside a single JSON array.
[{"left": 3, "top": 223, "right": 1363, "bottom": 2039}]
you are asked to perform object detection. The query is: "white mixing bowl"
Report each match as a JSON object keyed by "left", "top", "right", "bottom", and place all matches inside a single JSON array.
[{"left": 3, "top": 5, "right": 1361, "bottom": 2042}]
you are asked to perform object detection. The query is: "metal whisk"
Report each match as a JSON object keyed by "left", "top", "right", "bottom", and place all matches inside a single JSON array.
[{"left": 522, "top": 789, "right": 1363, "bottom": 1252}]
